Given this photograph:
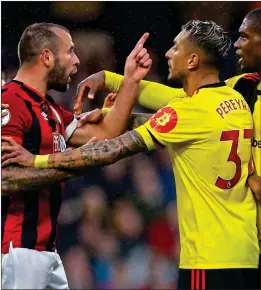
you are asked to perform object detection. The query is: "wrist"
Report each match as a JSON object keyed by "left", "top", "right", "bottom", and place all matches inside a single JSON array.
[
  {"left": 122, "top": 76, "right": 140, "bottom": 86},
  {"left": 34, "top": 155, "right": 49, "bottom": 168}
]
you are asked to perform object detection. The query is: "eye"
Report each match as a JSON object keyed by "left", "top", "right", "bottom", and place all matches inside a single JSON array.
[{"left": 239, "top": 35, "right": 247, "bottom": 42}]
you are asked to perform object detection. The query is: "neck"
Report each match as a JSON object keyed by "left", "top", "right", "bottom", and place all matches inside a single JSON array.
[
  {"left": 14, "top": 65, "right": 47, "bottom": 97},
  {"left": 183, "top": 70, "right": 220, "bottom": 96}
]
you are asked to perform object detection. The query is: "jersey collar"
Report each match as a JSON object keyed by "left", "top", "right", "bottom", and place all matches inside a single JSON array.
[
  {"left": 197, "top": 81, "right": 226, "bottom": 90},
  {"left": 189, "top": 81, "right": 226, "bottom": 97},
  {"left": 11, "top": 80, "right": 55, "bottom": 105}
]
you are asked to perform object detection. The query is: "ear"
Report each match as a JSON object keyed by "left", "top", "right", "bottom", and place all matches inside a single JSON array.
[
  {"left": 187, "top": 53, "right": 199, "bottom": 70},
  {"left": 40, "top": 49, "right": 55, "bottom": 69}
]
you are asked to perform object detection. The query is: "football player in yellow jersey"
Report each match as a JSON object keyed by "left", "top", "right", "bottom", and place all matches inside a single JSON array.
[
  {"left": 233, "top": 8, "right": 261, "bottom": 287},
  {"left": 74, "top": 8, "right": 261, "bottom": 284},
  {"left": 3, "top": 20, "right": 259, "bottom": 289}
]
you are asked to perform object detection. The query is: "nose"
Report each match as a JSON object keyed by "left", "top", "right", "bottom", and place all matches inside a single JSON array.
[
  {"left": 73, "top": 53, "right": 80, "bottom": 66},
  {"left": 165, "top": 48, "right": 171, "bottom": 60},
  {"left": 234, "top": 38, "right": 240, "bottom": 49}
]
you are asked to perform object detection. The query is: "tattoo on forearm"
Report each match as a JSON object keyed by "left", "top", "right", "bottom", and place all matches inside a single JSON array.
[
  {"left": 81, "top": 130, "right": 147, "bottom": 166},
  {"left": 1, "top": 141, "right": 86, "bottom": 196},
  {"left": 51, "top": 130, "right": 148, "bottom": 169},
  {"left": 1, "top": 166, "right": 85, "bottom": 196},
  {"left": 128, "top": 113, "right": 151, "bottom": 129}
]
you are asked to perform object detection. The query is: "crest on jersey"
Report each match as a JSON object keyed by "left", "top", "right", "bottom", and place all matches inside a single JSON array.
[
  {"left": 52, "top": 132, "right": 66, "bottom": 153},
  {"left": 150, "top": 107, "right": 178, "bottom": 133},
  {"left": 1, "top": 109, "right": 11, "bottom": 126}
]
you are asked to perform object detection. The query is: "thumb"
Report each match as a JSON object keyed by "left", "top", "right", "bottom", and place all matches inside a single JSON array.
[{"left": 88, "top": 87, "right": 97, "bottom": 100}]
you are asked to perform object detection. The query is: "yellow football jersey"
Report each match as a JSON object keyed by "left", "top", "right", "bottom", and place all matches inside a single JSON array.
[{"left": 135, "top": 82, "right": 259, "bottom": 269}]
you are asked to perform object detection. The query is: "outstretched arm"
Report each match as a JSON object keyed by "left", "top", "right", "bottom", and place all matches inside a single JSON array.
[
  {"left": 51, "top": 130, "right": 148, "bottom": 169},
  {"left": 2, "top": 164, "right": 85, "bottom": 196},
  {"left": 1, "top": 141, "right": 92, "bottom": 196},
  {"left": 73, "top": 71, "right": 187, "bottom": 115},
  {"left": 2, "top": 130, "right": 148, "bottom": 170}
]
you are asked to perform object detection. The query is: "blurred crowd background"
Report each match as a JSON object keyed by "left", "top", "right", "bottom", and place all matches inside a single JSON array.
[{"left": 2, "top": 1, "right": 261, "bottom": 289}]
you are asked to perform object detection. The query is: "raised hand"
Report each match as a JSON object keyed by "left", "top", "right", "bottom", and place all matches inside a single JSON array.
[
  {"left": 124, "top": 32, "right": 152, "bottom": 83},
  {"left": 73, "top": 71, "right": 105, "bottom": 115}
]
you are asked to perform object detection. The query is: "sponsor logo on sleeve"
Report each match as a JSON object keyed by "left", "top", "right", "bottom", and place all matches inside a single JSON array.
[{"left": 150, "top": 107, "right": 178, "bottom": 133}]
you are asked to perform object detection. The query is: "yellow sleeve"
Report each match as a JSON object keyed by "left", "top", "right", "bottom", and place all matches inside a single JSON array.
[
  {"left": 104, "top": 70, "right": 187, "bottom": 111},
  {"left": 104, "top": 71, "right": 123, "bottom": 93},
  {"left": 136, "top": 81, "right": 187, "bottom": 111},
  {"left": 134, "top": 98, "right": 208, "bottom": 149}
]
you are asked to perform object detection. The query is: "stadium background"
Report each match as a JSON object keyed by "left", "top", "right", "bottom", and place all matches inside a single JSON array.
[{"left": 2, "top": 1, "right": 261, "bottom": 288}]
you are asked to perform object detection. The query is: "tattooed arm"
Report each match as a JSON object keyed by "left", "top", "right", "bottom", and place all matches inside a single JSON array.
[
  {"left": 1, "top": 141, "right": 87, "bottom": 196},
  {"left": 2, "top": 131, "right": 149, "bottom": 171},
  {"left": 2, "top": 166, "right": 86, "bottom": 196},
  {"left": 51, "top": 130, "right": 148, "bottom": 169}
]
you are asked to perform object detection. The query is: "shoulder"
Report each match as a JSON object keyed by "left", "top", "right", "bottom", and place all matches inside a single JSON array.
[
  {"left": 2, "top": 83, "right": 29, "bottom": 107},
  {"left": 226, "top": 73, "right": 260, "bottom": 89}
]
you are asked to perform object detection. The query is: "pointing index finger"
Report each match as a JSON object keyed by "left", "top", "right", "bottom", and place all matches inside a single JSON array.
[
  {"left": 129, "top": 32, "right": 150, "bottom": 58},
  {"left": 136, "top": 32, "right": 149, "bottom": 47}
]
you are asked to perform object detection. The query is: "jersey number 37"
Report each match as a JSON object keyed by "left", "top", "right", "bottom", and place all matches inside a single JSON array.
[{"left": 215, "top": 129, "right": 253, "bottom": 189}]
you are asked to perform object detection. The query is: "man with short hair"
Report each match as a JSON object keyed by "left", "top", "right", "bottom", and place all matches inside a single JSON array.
[
  {"left": 74, "top": 9, "right": 261, "bottom": 285},
  {"left": 4, "top": 20, "right": 259, "bottom": 289},
  {"left": 1, "top": 22, "right": 151, "bottom": 289}
]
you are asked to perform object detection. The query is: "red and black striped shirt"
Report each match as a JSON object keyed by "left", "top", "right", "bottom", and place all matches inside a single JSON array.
[{"left": 2, "top": 80, "right": 75, "bottom": 253}]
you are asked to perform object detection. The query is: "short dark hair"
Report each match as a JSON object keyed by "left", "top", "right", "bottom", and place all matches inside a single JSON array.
[
  {"left": 181, "top": 20, "right": 231, "bottom": 69},
  {"left": 245, "top": 8, "right": 261, "bottom": 35},
  {"left": 18, "top": 23, "right": 70, "bottom": 65}
]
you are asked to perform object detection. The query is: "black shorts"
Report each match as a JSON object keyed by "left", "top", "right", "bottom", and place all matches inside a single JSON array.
[
  {"left": 258, "top": 255, "right": 261, "bottom": 289},
  {"left": 178, "top": 268, "right": 260, "bottom": 290}
]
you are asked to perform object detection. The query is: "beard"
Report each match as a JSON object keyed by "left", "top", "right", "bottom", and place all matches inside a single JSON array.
[
  {"left": 47, "top": 57, "right": 70, "bottom": 92},
  {"left": 167, "top": 72, "right": 183, "bottom": 88}
]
